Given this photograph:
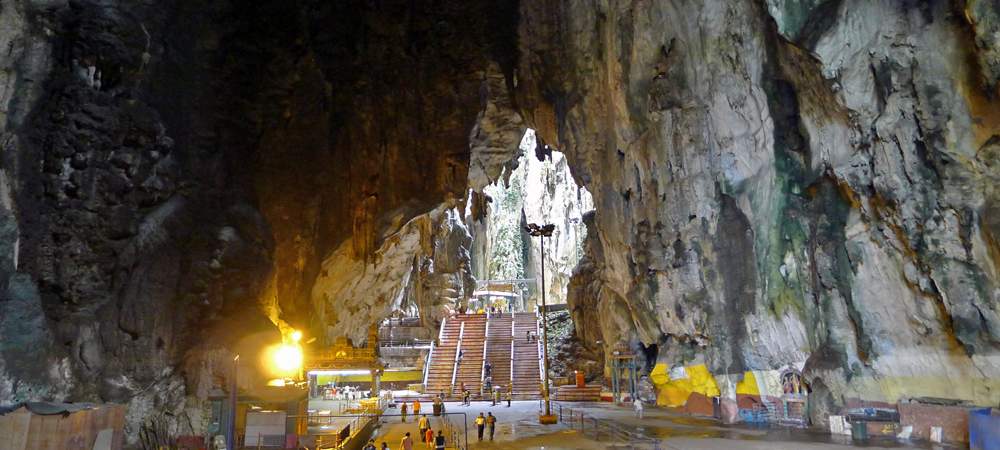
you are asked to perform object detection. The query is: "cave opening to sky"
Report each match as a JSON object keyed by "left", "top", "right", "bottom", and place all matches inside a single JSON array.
[{"left": 467, "top": 129, "right": 594, "bottom": 312}]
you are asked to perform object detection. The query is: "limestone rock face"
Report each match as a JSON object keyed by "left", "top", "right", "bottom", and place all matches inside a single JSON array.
[
  {"left": 517, "top": 0, "right": 1000, "bottom": 415},
  {"left": 0, "top": 0, "right": 513, "bottom": 443},
  {"left": 312, "top": 204, "right": 475, "bottom": 344}
]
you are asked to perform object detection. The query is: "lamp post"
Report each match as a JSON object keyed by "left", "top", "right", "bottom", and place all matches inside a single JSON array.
[
  {"left": 524, "top": 223, "right": 556, "bottom": 423},
  {"left": 226, "top": 355, "right": 238, "bottom": 450}
]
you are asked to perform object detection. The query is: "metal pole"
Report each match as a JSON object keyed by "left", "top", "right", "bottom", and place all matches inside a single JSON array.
[
  {"left": 540, "top": 235, "right": 551, "bottom": 417},
  {"left": 226, "top": 355, "right": 239, "bottom": 450}
]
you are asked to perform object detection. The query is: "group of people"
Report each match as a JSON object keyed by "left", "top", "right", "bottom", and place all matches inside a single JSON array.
[
  {"left": 321, "top": 384, "right": 369, "bottom": 400},
  {"left": 474, "top": 412, "right": 498, "bottom": 441},
  {"left": 363, "top": 426, "right": 445, "bottom": 450}
]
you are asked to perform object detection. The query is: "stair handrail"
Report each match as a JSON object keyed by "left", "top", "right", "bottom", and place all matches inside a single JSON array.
[
  {"left": 422, "top": 343, "right": 434, "bottom": 388},
  {"left": 438, "top": 316, "right": 448, "bottom": 345},
  {"left": 509, "top": 339, "right": 515, "bottom": 394},
  {"left": 451, "top": 321, "right": 464, "bottom": 390},
  {"left": 480, "top": 318, "right": 490, "bottom": 392},
  {"left": 509, "top": 316, "right": 514, "bottom": 388},
  {"left": 536, "top": 313, "right": 545, "bottom": 385}
]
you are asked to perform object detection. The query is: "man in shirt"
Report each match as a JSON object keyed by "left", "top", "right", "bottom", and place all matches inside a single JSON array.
[
  {"left": 634, "top": 398, "right": 643, "bottom": 419},
  {"left": 399, "top": 432, "right": 413, "bottom": 450},
  {"left": 413, "top": 400, "right": 421, "bottom": 417},
  {"left": 485, "top": 412, "right": 497, "bottom": 440},
  {"left": 434, "top": 431, "right": 445, "bottom": 450},
  {"left": 475, "top": 413, "right": 485, "bottom": 440},
  {"left": 417, "top": 414, "right": 430, "bottom": 442},
  {"left": 362, "top": 438, "right": 376, "bottom": 450},
  {"left": 400, "top": 401, "right": 408, "bottom": 422}
]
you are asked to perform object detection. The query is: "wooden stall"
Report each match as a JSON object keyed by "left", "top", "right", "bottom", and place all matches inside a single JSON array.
[{"left": 0, "top": 403, "right": 125, "bottom": 450}]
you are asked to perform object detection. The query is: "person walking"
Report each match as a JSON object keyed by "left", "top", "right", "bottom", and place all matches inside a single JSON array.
[
  {"left": 380, "top": 443, "right": 389, "bottom": 450},
  {"left": 506, "top": 390, "right": 511, "bottom": 407},
  {"left": 413, "top": 399, "right": 421, "bottom": 417},
  {"left": 399, "top": 432, "right": 414, "bottom": 450},
  {"left": 475, "top": 413, "right": 485, "bottom": 440},
  {"left": 634, "top": 398, "right": 643, "bottom": 419},
  {"left": 400, "top": 401, "right": 408, "bottom": 422},
  {"left": 434, "top": 431, "right": 445, "bottom": 450},
  {"left": 486, "top": 412, "right": 497, "bottom": 440},
  {"left": 424, "top": 428, "right": 434, "bottom": 449},
  {"left": 362, "top": 438, "right": 376, "bottom": 450},
  {"left": 417, "top": 414, "right": 430, "bottom": 442},
  {"left": 463, "top": 390, "right": 470, "bottom": 406},
  {"left": 525, "top": 330, "right": 531, "bottom": 342}
]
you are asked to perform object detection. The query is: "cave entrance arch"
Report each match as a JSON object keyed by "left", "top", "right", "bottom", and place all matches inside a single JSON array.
[{"left": 466, "top": 128, "right": 593, "bottom": 312}]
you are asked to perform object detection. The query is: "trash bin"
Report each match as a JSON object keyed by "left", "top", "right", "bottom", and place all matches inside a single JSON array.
[
  {"left": 852, "top": 421, "right": 868, "bottom": 440},
  {"left": 433, "top": 404, "right": 442, "bottom": 416},
  {"left": 575, "top": 371, "right": 585, "bottom": 388},
  {"left": 969, "top": 408, "right": 1000, "bottom": 450}
]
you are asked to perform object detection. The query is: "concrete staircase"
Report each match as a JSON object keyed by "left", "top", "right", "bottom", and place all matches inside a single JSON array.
[
  {"left": 484, "top": 313, "right": 513, "bottom": 392},
  {"left": 511, "top": 313, "right": 542, "bottom": 400},
  {"left": 553, "top": 385, "right": 602, "bottom": 401},
  {"left": 454, "top": 315, "right": 487, "bottom": 396},
  {"left": 424, "top": 314, "right": 487, "bottom": 398}
]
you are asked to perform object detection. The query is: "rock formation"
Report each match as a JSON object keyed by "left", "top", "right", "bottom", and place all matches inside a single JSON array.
[
  {"left": 518, "top": 0, "right": 1000, "bottom": 424},
  {"left": 3, "top": 0, "right": 1000, "bottom": 443},
  {"left": 0, "top": 0, "right": 514, "bottom": 443}
]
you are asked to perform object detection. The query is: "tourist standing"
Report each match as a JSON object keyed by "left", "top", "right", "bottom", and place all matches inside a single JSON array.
[
  {"left": 434, "top": 431, "right": 445, "bottom": 450},
  {"left": 413, "top": 399, "right": 421, "bottom": 417},
  {"left": 363, "top": 439, "right": 376, "bottom": 450},
  {"left": 399, "top": 432, "right": 413, "bottom": 450},
  {"left": 634, "top": 398, "right": 643, "bottom": 419},
  {"left": 417, "top": 414, "right": 430, "bottom": 442},
  {"left": 486, "top": 412, "right": 497, "bottom": 440},
  {"left": 475, "top": 413, "right": 485, "bottom": 440},
  {"left": 401, "top": 401, "right": 408, "bottom": 422}
]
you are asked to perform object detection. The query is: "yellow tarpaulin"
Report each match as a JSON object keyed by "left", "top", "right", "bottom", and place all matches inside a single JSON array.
[{"left": 650, "top": 364, "right": 721, "bottom": 406}]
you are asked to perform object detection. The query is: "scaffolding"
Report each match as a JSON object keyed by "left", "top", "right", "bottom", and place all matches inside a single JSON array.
[{"left": 609, "top": 342, "right": 638, "bottom": 403}]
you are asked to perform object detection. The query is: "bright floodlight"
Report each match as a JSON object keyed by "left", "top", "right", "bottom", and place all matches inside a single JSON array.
[
  {"left": 274, "top": 345, "right": 303, "bottom": 372},
  {"left": 291, "top": 331, "right": 302, "bottom": 342}
]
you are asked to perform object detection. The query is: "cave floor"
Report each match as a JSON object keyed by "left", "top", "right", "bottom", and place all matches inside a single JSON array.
[{"left": 361, "top": 399, "right": 962, "bottom": 449}]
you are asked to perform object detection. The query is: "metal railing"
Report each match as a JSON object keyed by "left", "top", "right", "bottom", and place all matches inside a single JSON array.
[
  {"left": 451, "top": 322, "right": 465, "bottom": 388},
  {"left": 379, "top": 338, "right": 434, "bottom": 348},
  {"left": 422, "top": 344, "right": 434, "bottom": 388},
  {"left": 437, "top": 409, "right": 468, "bottom": 450},
  {"left": 554, "top": 403, "right": 673, "bottom": 450}
]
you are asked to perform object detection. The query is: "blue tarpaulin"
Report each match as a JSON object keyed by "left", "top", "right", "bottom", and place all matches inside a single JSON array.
[{"left": 970, "top": 408, "right": 1000, "bottom": 450}]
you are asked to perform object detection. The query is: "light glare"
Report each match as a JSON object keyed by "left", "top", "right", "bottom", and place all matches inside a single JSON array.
[{"left": 274, "top": 345, "right": 302, "bottom": 372}]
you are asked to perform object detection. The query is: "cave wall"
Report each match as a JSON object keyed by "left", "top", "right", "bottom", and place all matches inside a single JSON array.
[
  {"left": 0, "top": 0, "right": 517, "bottom": 444},
  {"left": 517, "top": 0, "right": 1000, "bottom": 417}
]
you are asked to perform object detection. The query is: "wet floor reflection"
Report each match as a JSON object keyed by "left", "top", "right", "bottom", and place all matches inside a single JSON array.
[{"left": 623, "top": 415, "right": 962, "bottom": 449}]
